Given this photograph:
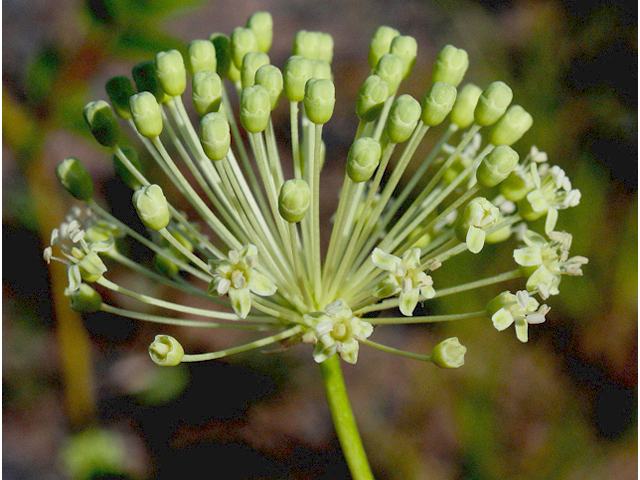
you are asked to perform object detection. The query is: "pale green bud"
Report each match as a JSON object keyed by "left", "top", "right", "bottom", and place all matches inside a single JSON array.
[
  {"left": 130, "top": 92, "right": 163, "bottom": 138},
  {"left": 386, "top": 94, "right": 421, "bottom": 143},
  {"left": 192, "top": 70, "right": 223, "bottom": 116},
  {"left": 450, "top": 83, "right": 483, "bottom": 129},
  {"left": 105, "top": 76, "right": 136, "bottom": 119},
  {"left": 77, "top": 251, "right": 107, "bottom": 283},
  {"left": 283, "top": 55, "right": 313, "bottom": 102},
  {"left": 56, "top": 158, "right": 93, "bottom": 201},
  {"left": 489, "top": 105, "right": 533, "bottom": 146},
  {"left": 390, "top": 35, "right": 417, "bottom": 79},
  {"left": 155, "top": 50, "right": 186, "bottom": 97},
  {"left": 278, "top": 179, "right": 311, "bottom": 223},
  {"left": 255, "top": 65, "right": 283, "bottom": 110},
  {"left": 431, "top": 45, "right": 469, "bottom": 87},
  {"left": 149, "top": 335, "right": 184, "bottom": 366},
  {"left": 208, "top": 33, "right": 231, "bottom": 78},
  {"left": 113, "top": 146, "right": 144, "bottom": 190},
  {"left": 421, "top": 81, "right": 457, "bottom": 126},
  {"left": 187, "top": 39, "right": 217, "bottom": 76},
  {"left": 474, "top": 81, "right": 513, "bottom": 127},
  {"left": 310, "top": 59, "right": 332, "bottom": 80},
  {"left": 356, "top": 74, "right": 389, "bottom": 122},
  {"left": 132, "top": 61, "right": 168, "bottom": 103},
  {"left": 67, "top": 283, "right": 102, "bottom": 313},
  {"left": 346, "top": 137, "right": 382, "bottom": 183},
  {"left": 246, "top": 11, "right": 273, "bottom": 53},
  {"left": 241, "top": 52, "right": 270, "bottom": 89},
  {"left": 373, "top": 53, "right": 404, "bottom": 96},
  {"left": 231, "top": 27, "right": 259, "bottom": 70},
  {"left": 368, "top": 25, "right": 400, "bottom": 68},
  {"left": 476, "top": 145, "right": 520, "bottom": 187},
  {"left": 83, "top": 100, "right": 119, "bottom": 147},
  {"left": 430, "top": 337, "right": 466, "bottom": 368},
  {"left": 133, "top": 184, "right": 170, "bottom": 230},
  {"left": 500, "top": 170, "right": 535, "bottom": 202},
  {"left": 240, "top": 85, "right": 271, "bottom": 133},
  {"left": 200, "top": 112, "right": 231, "bottom": 161},
  {"left": 304, "top": 78, "right": 335, "bottom": 124},
  {"left": 485, "top": 212, "right": 512, "bottom": 243},
  {"left": 227, "top": 61, "right": 241, "bottom": 83},
  {"left": 293, "top": 30, "right": 334, "bottom": 63}
]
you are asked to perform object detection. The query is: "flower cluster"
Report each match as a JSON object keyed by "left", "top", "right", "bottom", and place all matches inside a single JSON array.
[{"left": 45, "top": 12, "right": 586, "bottom": 369}]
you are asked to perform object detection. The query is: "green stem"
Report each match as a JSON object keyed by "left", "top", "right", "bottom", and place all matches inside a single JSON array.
[{"left": 319, "top": 355, "right": 374, "bottom": 480}]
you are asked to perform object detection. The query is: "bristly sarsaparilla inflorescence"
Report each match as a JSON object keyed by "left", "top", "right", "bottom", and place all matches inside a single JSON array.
[{"left": 44, "top": 12, "right": 587, "bottom": 478}]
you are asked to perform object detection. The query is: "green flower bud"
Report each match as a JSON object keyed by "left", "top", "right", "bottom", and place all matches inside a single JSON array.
[
  {"left": 133, "top": 184, "right": 170, "bottom": 230},
  {"left": 476, "top": 145, "right": 520, "bottom": 188},
  {"left": 241, "top": 51, "right": 270, "bottom": 89},
  {"left": 230, "top": 27, "right": 259, "bottom": 70},
  {"left": 149, "top": 334, "right": 184, "bottom": 366},
  {"left": 278, "top": 179, "right": 311, "bottom": 223},
  {"left": 485, "top": 211, "right": 512, "bottom": 243},
  {"left": 390, "top": 35, "right": 417, "bottom": 79},
  {"left": 113, "top": 146, "right": 144, "bottom": 190},
  {"left": 385, "top": 94, "right": 421, "bottom": 143},
  {"left": 83, "top": 100, "right": 119, "bottom": 147},
  {"left": 431, "top": 45, "right": 469, "bottom": 87},
  {"left": 77, "top": 251, "right": 107, "bottom": 283},
  {"left": 500, "top": 170, "right": 535, "bottom": 202},
  {"left": 255, "top": 65, "right": 283, "bottom": 110},
  {"left": 474, "top": 81, "right": 513, "bottom": 127},
  {"left": 227, "top": 61, "right": 241, "bottom": 83},
  {"left": 209, "top": 33, "right": 231, "bottom": 79},
  {"left": 200, "top": 112, "right": 231, "bottom": 161},
  {"left": 192, "top": 70, "right": 223, "bottom": 116},
  {"left": 346, "top": 137, "right": 382, "bottom": 183},
  {"left": 304, "top": 78, "right": 335, "bottom": 124},
  {"left": 310, "top": 59, "right": 332, "bottom": 80},
  {"left": 373, "top": 53, "right": 404, "bottom": 96},
  {"left": 187, "top": 39, "right": 217, "bottom": 76},
  {"left": 67, "top": 283, "right": 103, "bottom": 313},
  {"left": 56, "top": 157, "right": 94, "bottom": 201},
  {"left": 132, "top": 61, "right": 168, "bottom": 103},
  {"left": 247, "top": 11, "right": 273, "bottom": 53},
  {"left": 454, "top": 197, "right": 499, "bottom": 254},
  {"left": 489, "top": 105, "right": 533, "bottom": 146},
  {"left": 283, "top": 55, "right": 313, "bottom": 102},
  {"left": 356, "top": 74, "right": 389, "bottom": 122},
  {"left": 155, "top": 251, "right": 179, "bottom": 278},
  {"left": 240, "top": 85, "right": 271, "bottom": 133},
  {"left": 450, "top": 83, "right": 482, "bottom": 129},
  {"left": 368, "top": 25, "right": 400, "bottom": 68},
  {"left": 130, "top": 91, "right": 163, "bottom": 138},
  {"left": 155, "top": 50, "right": 186, "bottom": 97},
  {"left": 293, "top": 30, "right": 334, "bottom": 63},
  {"left": 430, "top": 337, "right": 466, "bottom": 368},
  {"left": 105, "top": 76, "right": 136, "bottom": 119},
  {"left": 421, "top": 81, "right": 457, "bottom": 126}
]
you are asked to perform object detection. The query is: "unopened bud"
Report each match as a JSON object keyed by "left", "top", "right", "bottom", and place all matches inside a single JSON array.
[
  {"left": 431, "top": 45, "right": 469, "bottom": 87},
  {"left": 240, "top": 85, "right": 271, "bottom": 133},
  {"left": 347, "top": 137, "right": 382, "bottom": 183},
  {"left": 241, "top": 52, "right": 270, "bottom": 89},
  {"left": 474, "top": 81, "right": 513, "bottom": 127},
  {"left": 421, "top": 81, "right": 457, "bottom": 126},
  {"left": 200, "top": 112, "right": 231, "bottom": 161},
  {"left": 209, "top": 33, "right": 231, "bottom": 79},
  {"left": 56, "top": 157, "right": 93, "bottom": 201},
  {"left": 476, "top": 145, "right": 520, "bottom": 187},
  {"left": 304, "top": 78, "right": 335, "bottom": 124},
  {"left": 368, "top": 25, "right": 400, "bottom": 68},
  {"left": 130, "top": 91, "right": 163, "bottom": 138},
  {"left": 283, "top": 55, "right": 313, "bottom": 102},
  {"left": 192, "top": 70, "right": 223, "bottom": 116},
  {"left": 105, "top": 76, "right": 136, "bottom": 119},
  {"left": 247, "top": 11, "right": 273, "bottom": 53},
  {"left": 278, "top": 179, "right": 311, "bottom": 223},
  {"left": 67, "top": 283, "right": 103, "bottom": 313},
  {"left": 255, "top": 65, "right": 283, "bottom": 110},
  {"left": 489, "top": 105, "right": 533, "bottom": 146},
  {"left": 187, "top": 39, "right": 217, "bottom": 76},
  {"left": 132, "top": 61, "right": 168, "bottom": 103},
  {"left": 133, "top": 184, "right": 170, "bottom": 230},
  {"left": 231, "top": 27, "right": 259, "bottom": 69},
  {"left": 390, "top": 35, "right": 417, "bottom": 79},
  {"left": 83, "top": 100, "right": 119, "bottom": 147},
  {"left": 293, "top": 30, "right": 334, "bottom": 63},
  {"left": 373, "top": 53, "right": 404, "bottom": 96},
  {"left": 356, "top": 75, "right": 389, "bottom": 122},
  {"left": 450, "top": 83, "right": 483, "bottom": 129},
  {"left": 155, "top": 50, "right": 186, "bottom": 96},
  {"left": 386, "top": 94, "right": 421, "bottom": 143}
]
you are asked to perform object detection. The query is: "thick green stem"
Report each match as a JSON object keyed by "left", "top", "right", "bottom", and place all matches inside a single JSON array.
[{"left": 319, "top": 355, "right": 374, "bottom": 480}]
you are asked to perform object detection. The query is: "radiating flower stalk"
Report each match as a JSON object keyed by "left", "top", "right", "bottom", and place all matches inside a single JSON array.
[{"left": 44, "top": 12, "right": 588, "bottom": 479}]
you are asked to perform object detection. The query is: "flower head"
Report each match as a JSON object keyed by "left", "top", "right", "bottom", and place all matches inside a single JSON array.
[{"left": 45, "top": 12, "right": 586, "bottom": 367}]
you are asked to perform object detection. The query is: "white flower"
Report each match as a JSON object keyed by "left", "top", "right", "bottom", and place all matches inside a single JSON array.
[
  {"left": 208, "top": 244, "right": 277, "bottom": 319},
  {"left": 303, "top": 299, "right": 373, "bottom": 364},
  {"left": 513, "top": 230, "right": 588, "bottom": 299},
  {"left": 487, "top": 290, "right": 550, "bottom": 342},
  {"left": 371, "top": 247, "right": 435, "bottom": 316}
]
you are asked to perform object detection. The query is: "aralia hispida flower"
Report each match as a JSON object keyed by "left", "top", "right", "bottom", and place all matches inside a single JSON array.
[{"left": 44, "top": 12, "right": 587, "bottom": 478}]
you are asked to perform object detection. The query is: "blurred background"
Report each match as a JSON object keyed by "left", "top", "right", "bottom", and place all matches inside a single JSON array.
[{"left": 3, "top": 0, "right": 637, "bottom": 479}]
